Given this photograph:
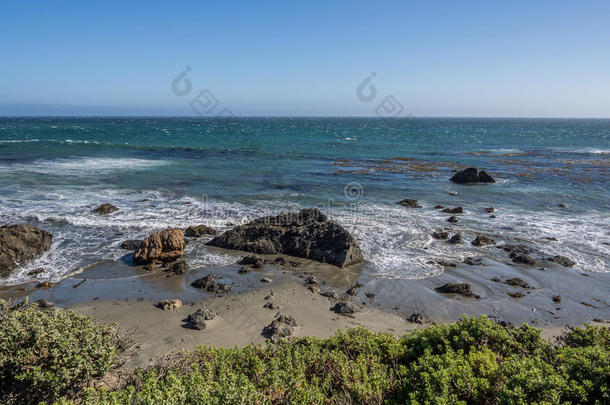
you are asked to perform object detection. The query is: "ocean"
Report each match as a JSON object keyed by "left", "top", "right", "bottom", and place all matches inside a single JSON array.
[{"left": 0, "top": 117, "right": 608, "bottom": 284}]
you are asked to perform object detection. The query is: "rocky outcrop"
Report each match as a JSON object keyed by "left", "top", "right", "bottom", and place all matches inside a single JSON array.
[
  {"left": 185, "top": 225, "right": 217, "bottom": 237},
  {"left": 442, "top": 207, "right": 463, "bottom": 214},
  {"left": 263, "top": 313, "right": 297, "bottom": 343},
  {"left": 450, "top": 168, "right": 495, "bottom": 184},
  {"left": 206, "top": 208, "right": 363, "bottom": 268},
  {"left": 93, "top": 203, "right": 119, "bottom": 215},
  {"left": 0, "top": 224, "right": 53, "bottom": 278},
  {"left": 191, "top": 273, "right": 231, "bottom": 294},
  {"left": 331, "top": 301, "right": 359, "bottom": 315},
  {"left": 397, "top": 199, "right": 421, "bottom": 208},
  {"left": 133, "top": 228, "right": 184, "bottom": 264},
  {"left": 472, "top": 235, "right": 495, "bottom": 246}
]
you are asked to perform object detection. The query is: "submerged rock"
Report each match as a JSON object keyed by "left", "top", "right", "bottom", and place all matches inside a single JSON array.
[
  {"left": 185, "top": 224, "right": 217, "bottom": 237},
  {"left": 431, "top": 231, "right": 449, "bottom": 240},
  {"left": 206, "top": 208, "right": 363, "bottom": 268},
  {"left": 471, "top": 235, "right": 495, "bottom": 246},
  {"left": 505, "top": 277, "right": 532, "bottom": 288},
  {"left": 435, "top": 283, "right": 477, "bottom": 297},
  {"left": 191, "top": 273, "right": 231, "bottom": 293},
  {"left": 120, "top": 239, "right": 143, "bottom": 250},
  {"left": 447, "top": 233, "right": 462, "bottom": 244},
  {"left": 450, "top": 167, "right": 495, "bottom": 184},
  {"left": 485, "top": 207, "right": 495, "bottom": 213},
  {"left": 548, "top": 255, "right": 576, "bottom": 267},
  {"left": 442, "top": 207, "right": 463, "bottom": 214},
  {"left": 238, "top": 254, "right": 264, "bottom": 268},
  {"left": 0, "top": 224, "right": 53, "bottom": 278},
  {"left": 134, "top": 228, "right": 184, "bottom": 265},
  {"left": 447, "top": 216, "right": 459, "bottom": 224},
  {"left": 93, "top": 203, "right": 119, "bottom": 215},
  {"left": 397, "top": 198, "right": 421, "bottom": 208}
]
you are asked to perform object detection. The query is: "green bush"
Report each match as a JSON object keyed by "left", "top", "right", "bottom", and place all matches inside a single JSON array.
[
  {"left": 1, "top": 303, "right": 608, "bottom": 404},
  {"left": 0, "top": 303, "right": 125, "bottom": 404}
]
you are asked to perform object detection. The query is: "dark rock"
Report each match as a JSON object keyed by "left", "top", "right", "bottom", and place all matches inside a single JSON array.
[
  {"left": 321, "top": 290, "right": 339, "bottom": 299},
  {"left": 491, "top": 277, "right": 501, "bottom": 282},
  {"left": 552, "top": 295, "right": 562, "bottom": 303},
  {"left": 489, "top": 215, "right": 496, "bottom": 218},
  {"left": 332, "top": 301, "right": 359, "bottom": 315},
  {"left": 450, "top": 167, "right": 495, "bottom": 184},
  {"left": 36, "top": 281, "right": 55, "bottom": 289},
  {"left": 0, "top": 224, "right": 53, "bottom": 278},
  {"left": 346, "top": 282, "right": 363, "bottom": 296},
  {"left": 120, "top": 239, "right": 143, "bottom": 250},
  {"left": 431, "top": 231, "right": 449, "bottom": 240},
  {"left": 134, "top": 228, "right": 184, "bottom": 265},
  {"left": 238, "top": 267, "right": 250, "bottom": 274},
  {"left": 434, "top": 205, "right": 445, "bottom": 209},
  {"left": 262, "top": 320, "right": 294, "bottom": 343},
  {"left": 508, "top": 292, "right": 524, "bottom": 298},
  {"left": 191, "top": 273, "right": 231, "bottom": 294},
  {"left": 447, "top": 233, "right": 462, "bottom": 244},
  {"left": 27, "top": 267, "right": 46, "bottom": 276},
  {"left": 471, "top": 235, "right": 495, "bottom": 246},
  {"left": 206, "top": 208, "right": 363, "bottom": 268},
  {"left": 447, "top": 216, "right": 459, "bottom": 224},
  {"left": 505, "top": 278, "right": 531, "bottom": 288},
  {"left": 305, "top": 275, "right": 320, "bottom": 285},
  {"left": 397, "top": 199, "right": 421, "bottom": 208},
  {"left": 34, "top": 299, "right": 54, "bottom": 309},
  {"left": 92, "top": 203, "right": 119, "bottom": 215},
  {"left": 548, "top": 255, "right": 576, "bottom": 267},
  {"left": 263, "top": 302, "right": 281, "bottom": 310},
  {"left": 464, "top": 257, "right": 483, "bottom": 265},
  {"left": 485, "top": 207, "right": 495, "bottom": 213},
  {"left": 167, "top": 261, "right": 186, "bottom": 275},
  {"left": 442, "top": 207, "right": 463, "bottom": 214},
  {"left": 365, "top": 292, "right": 375, "bottom": 301},
  {"left": 407, "top": 313, "right": 424, "bottom": 324},
  {"left": 238, "top": 254, "right": 264, "bottom": 268},
  {"left": 187, "top": 307, "right": 217, "bottom": 330},
  {"left": 436, "top": 260, "right": 457, "bottom": 268},
  {"left": 274, "top": 256, "right": 287, "bottom": 265},
  {"left": 185, "top": 224, "right": 217, "bottom": 237},
  {"left": 510, "top": 252, "right": 536, "bottom": 265},
  {"left": 435, "top": 283, "right": 475, "bottom": 297}
]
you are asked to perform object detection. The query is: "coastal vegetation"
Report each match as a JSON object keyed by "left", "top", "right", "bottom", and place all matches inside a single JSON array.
[{"left": 1, "top": 302, "right": 608, "bottom": 404}]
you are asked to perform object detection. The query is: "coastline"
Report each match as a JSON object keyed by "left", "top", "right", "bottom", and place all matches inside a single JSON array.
[{"left": 2, "top": 248, "right": 608, "bottom": 368}]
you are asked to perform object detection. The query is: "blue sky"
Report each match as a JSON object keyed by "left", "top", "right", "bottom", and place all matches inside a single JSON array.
[{"left": 1, "top": 0, "right": 609, "bottom": 117}]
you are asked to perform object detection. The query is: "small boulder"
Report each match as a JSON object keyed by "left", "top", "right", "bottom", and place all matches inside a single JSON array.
[
  {"left": 187, "top": 307, "right": 217, "bottom": 329},
  {"left": 331, "top": 301, "right": 359, "bottom": 315},
  {"left": 431, "top": 231, "right": 449, "bottom": 240},
  {"left": 447, "top": 216, "right": 459, "bottom": 224},
  {"left": 485, "top": 207, "right": 495, "bottom": 213},
  {"left": 548, "top": 255, "right": 575, "bottom": 267},
  {"left": 447, "top": 233, "right": 462, "bottom": 244},
  {"left": 93, "top": 203, "right": 119, "bottom": 215},
  {"left": 450, "top": 167, "right": 495, "bottom": 184},
  {"left": 238, "top": 254, "right": 264, "bottom": 268},
  {"left": 407, "top": 313, "right": 424, "bottom": 324},
  {"left": 120, "top": 239, "right": 143, "bottom": 250},
  {"left": 321, "top": 290, "right": 339, "bottom": 299},
  {"left": 305, "top": 275, "right": 320, "bottom": 285},
  {"left": 34, "top": 298, "right": 55, "bottom": 309},
  {"left": 471, "top": 235, "right": 495, "bottom": 246},
  {"left": 505, "top": 278, "right": 532, "bottom": 288},
  {"left": 397, "top": 199, "right": 421, "bottom": 208},
  {"left": 191, "top": 273, "right": 231, "bottom": 293},
  {"left": 157, "top": 298, "right": 182, "bottom": 310},
  {"left": 510, "top": 252, "right": 536, "bottom": 265},
  {"left": 185, "top": 224, "right": 217, "bottom": 237},
  {"left": 442, "top": 207, "right": 463, "bottom": 214},
  {"left": 263, "top": 302, "right": 281, "bottom": 310}
]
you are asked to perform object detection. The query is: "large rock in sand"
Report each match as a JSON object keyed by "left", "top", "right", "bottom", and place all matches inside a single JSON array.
[
  {"left": 133, "top": 228, "right": 184, "bottom": 264},
  {"left": 206, "top": 208, "right": 363, "bottom": 268},
  {"left": 0, "top": 224, "right": 53, "bottom": 278}
]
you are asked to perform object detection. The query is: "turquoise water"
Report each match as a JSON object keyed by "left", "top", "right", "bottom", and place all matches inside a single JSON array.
[{"left": 0, "top": 117, "right": 608, "bottom": 283}]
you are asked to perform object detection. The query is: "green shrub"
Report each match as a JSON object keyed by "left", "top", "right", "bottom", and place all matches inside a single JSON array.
[
  {"left": 0, "top": 303, "right": 125, "bottom": 404},
  {"left": 1, "top": 305, "right": 608, "bottom": 404}
]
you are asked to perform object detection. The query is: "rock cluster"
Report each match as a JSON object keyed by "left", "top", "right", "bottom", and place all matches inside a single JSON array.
[
  {"left": 450, "top": 167, "right": 495, "bottom": 184},
  {"left": 187, "top": 307, "right": 217, "bottom": 330},
  {"left": 263, "top": 312, "right": 297, "bottom": 343}
]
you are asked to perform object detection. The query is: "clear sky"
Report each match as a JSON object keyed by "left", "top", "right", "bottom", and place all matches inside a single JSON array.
[{"left": 1, "top": 0, "right": 609, "bottom": 117}]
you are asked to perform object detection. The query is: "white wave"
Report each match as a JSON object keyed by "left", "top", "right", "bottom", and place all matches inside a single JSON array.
[{"left": 0, "top": 157, "right": 168, "bottom": 177}]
